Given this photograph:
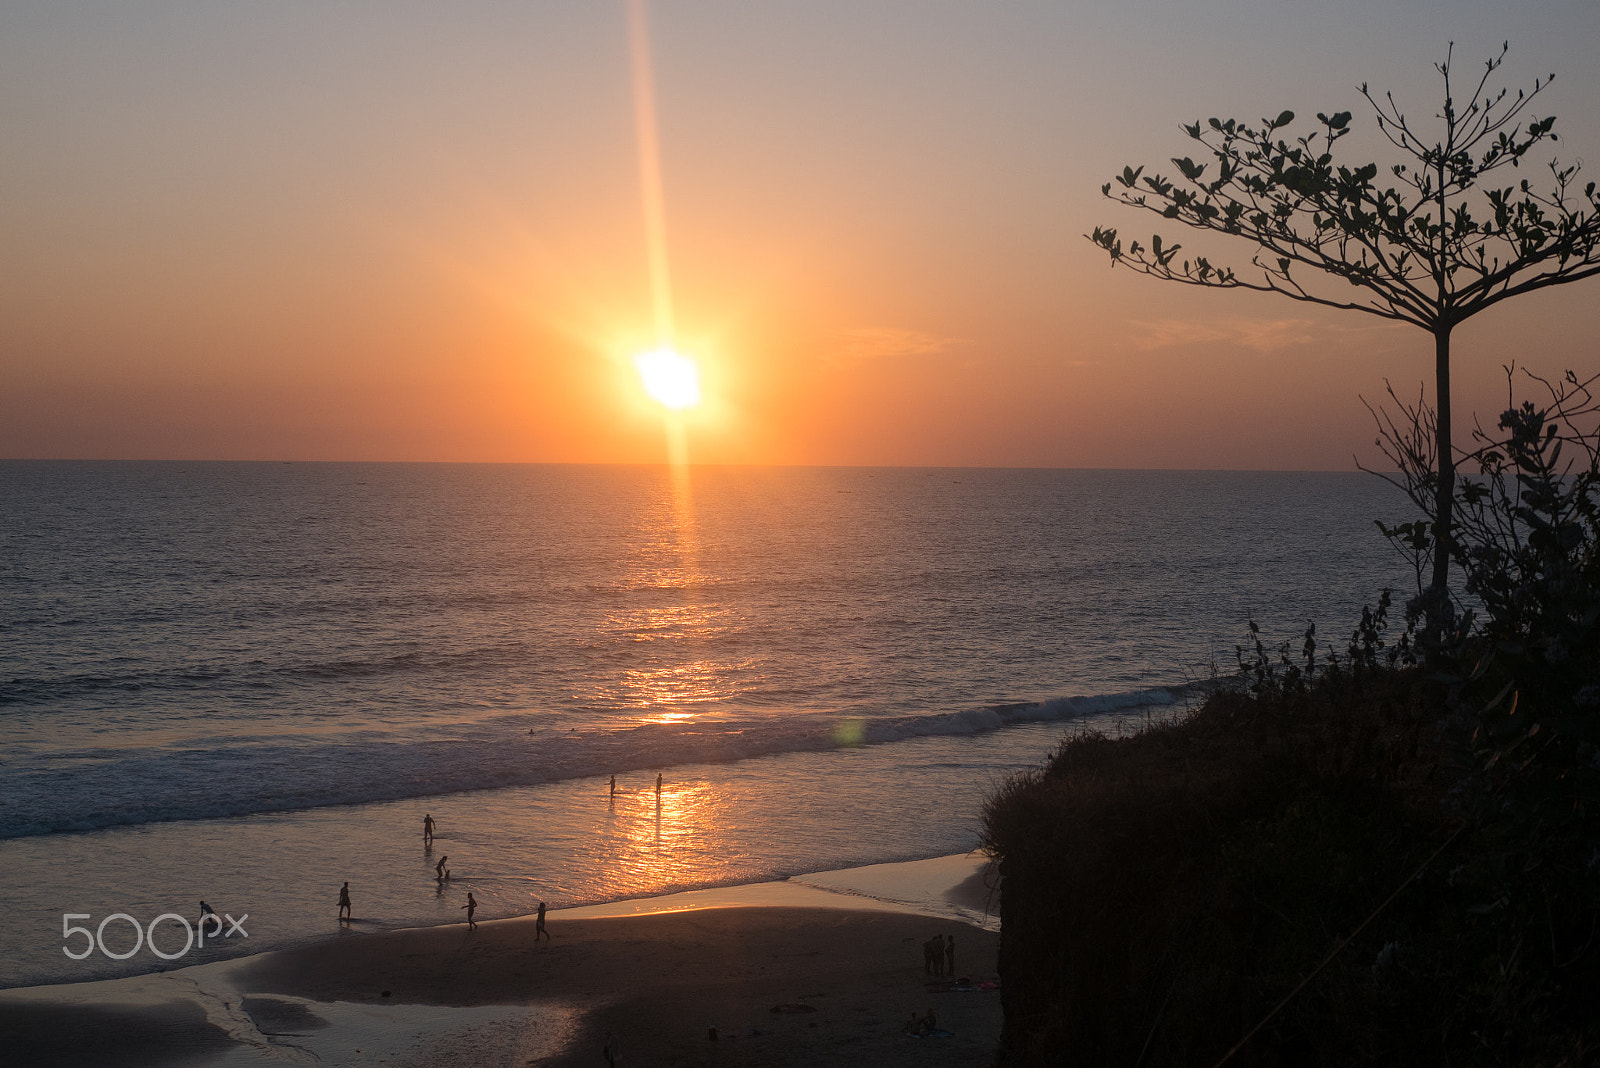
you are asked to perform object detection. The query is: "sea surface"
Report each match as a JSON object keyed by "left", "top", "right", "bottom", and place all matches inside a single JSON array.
[{"left": 0, "top": 462, "right": 1409, "bottom": 987}]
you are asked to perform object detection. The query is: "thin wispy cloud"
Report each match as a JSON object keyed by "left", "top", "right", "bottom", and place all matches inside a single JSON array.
[
  {"left": 835, "top": 327, "right": 967, "bottom": 362},
  {"left": 1129, "top": 317, "right": 1319, "bottom": 353}
]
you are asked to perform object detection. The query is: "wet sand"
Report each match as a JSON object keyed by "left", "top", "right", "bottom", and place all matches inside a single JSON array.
[
  {"left": 238, "top": 907, "right": 1000, "bottom": 1067},
  {"left": 0, "top": 998, "right": 236, "bottom": 1068},
  {"left": 0, "top": 854, "right": 1002, "bottom": 1066}
]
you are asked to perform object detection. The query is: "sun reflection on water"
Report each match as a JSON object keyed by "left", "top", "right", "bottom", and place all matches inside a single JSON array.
[
  {"left": 640, "top": 709, "right": 694, "bottom": 725},
  {"left": 585, "top": 458, "right": 745, "bottom": 893},
  {"left": 607, "top": 778, "right": 728, "bottom": 896},
  {"left": 581, "top": 457, "right": 754, "bottom": 719}
]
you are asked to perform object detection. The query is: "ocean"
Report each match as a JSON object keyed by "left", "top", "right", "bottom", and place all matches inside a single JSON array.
[{"left": 0, "top": 462, "right": 1409, "bottom": 988}]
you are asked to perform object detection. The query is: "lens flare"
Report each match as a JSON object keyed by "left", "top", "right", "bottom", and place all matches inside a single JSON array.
[{"left": 831, "top": 718, "right": 866, "bottom": 747}]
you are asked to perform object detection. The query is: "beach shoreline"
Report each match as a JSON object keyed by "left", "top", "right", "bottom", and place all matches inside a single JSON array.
[{"left": 0, "top": 852, "right": 1002, "bottom": 1066}]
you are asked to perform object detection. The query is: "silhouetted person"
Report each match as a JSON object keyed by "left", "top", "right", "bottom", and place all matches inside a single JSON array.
[
  {"left": 338, "top": 882, "right": 352, "bottom": 922},
  {"left": 655, "top": 772, "right": 663, "bottom": 795},
  {"left": 946, "top": 934, "right": 955, "bottom": 977},
  {"left": 923, "top": 937, "right": 937, "bottom": 975},
  {"left": 609, "top": 774, "right": 616, "bottom": 799},
  {"left": 536, "top": 900, "right": 550, "bottom": 942},
  {"left": 462, "top": 892, "right": 478, "bottom": 930},
  {"left": 604, "top": 1032, "right": 620, "bottom": 1066},
  {"left": 423, "top": 813, "right": 435, "bottom": 844},
  {"left": 436, "top": 855, "right": 449, "bottom": 881},
  {"left": 197, "top": 901, "right": 218, "bottom": 940}
]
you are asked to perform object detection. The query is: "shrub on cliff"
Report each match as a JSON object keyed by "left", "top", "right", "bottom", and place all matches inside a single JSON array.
[{"left": 983, "top": 626, "right": 1598, "bottom": 1064}]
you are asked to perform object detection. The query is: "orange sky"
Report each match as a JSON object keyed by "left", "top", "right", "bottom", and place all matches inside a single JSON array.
[{"left": 3, "top": 1, "right": 1598, "bottom": 469}]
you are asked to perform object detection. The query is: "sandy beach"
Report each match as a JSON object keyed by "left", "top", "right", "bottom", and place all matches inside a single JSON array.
[{"left": 0, "top": 856, "right": 1002, "bottom": 1067}]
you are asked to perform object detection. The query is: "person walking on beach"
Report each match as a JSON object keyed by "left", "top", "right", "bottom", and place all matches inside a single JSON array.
[
  {"left": 338, "top": 882, "right": 352, "bottom": 922},
  {"left": 536, "top": 900, "right": 550, "bottom": 942},
  {"left": 462, "top": 892, "right": 478, "bottom": 930},
  {"left": 423, "top": 813, "right": 435, "bottom": 844}
]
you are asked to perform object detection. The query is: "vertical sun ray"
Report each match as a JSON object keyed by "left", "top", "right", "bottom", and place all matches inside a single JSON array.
[
  {"left": 627, "top": 0, "right": 675, "bottom": 350},
  {"left": 623, "top": 3, "right": 701, "bottom": 709}
]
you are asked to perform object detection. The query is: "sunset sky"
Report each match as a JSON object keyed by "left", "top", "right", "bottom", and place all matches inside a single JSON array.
[{"left": 4, "top": 0, "right": 1598, "bottom": 469}]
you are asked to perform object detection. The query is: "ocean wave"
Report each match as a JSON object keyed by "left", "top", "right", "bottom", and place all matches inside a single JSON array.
[
  {"left": 0, "top": 683, "right": 1198, "bottom": 840},
  {"left": 0, "top": 643, "right": 536, "bottom": 704}
]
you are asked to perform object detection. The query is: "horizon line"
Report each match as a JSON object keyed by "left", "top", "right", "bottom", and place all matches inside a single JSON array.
[{"left": 0, "top": 456, "right": 1376, "bottom": 475}]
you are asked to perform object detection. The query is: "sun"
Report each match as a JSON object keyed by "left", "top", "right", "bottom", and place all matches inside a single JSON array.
[{"left": 634, "top": 347, "right": 701, "bottom": 410}]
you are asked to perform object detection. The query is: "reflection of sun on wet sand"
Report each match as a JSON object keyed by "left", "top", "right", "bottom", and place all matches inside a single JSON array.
[{"left": 0, "top": 855, "right": 1003, "bottom": 1067}]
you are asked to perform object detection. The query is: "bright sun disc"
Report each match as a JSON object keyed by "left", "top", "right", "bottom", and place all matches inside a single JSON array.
[{"left": 634, "top": 348, "right": 701, "bottom": 410}]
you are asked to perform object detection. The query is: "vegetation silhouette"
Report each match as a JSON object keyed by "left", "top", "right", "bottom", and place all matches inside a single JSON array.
[
  {"left": 983, "top": 367, "right": 1598, "bottom": 1061},
  {"left": 984, "top": 44, "right": 1600, "bottom": 1062},
  {"left": 1369, "top": 364, "right": 1598, "bottom": 868},
  {"left": 1089, "top": 43, "right": 1600, "bottom": 647},
  {"left": 985, "top": 595, "right": 1597, "bottom": 1062}
]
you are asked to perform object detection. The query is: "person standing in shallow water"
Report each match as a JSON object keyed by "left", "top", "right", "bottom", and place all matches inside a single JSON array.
[
  {"left": 655, "top": 772, "right": 663, "bottom": 796},
  {"left": 337, "top": 882, "right": 351, "bottom": 922},
  {"left": 423, "top": 813, "right": 435, "bottom": 844}
]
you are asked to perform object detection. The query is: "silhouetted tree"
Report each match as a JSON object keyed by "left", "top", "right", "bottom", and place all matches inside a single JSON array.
[{"left": 1089, "top": 44, "right": 1600, "bottom": 641}]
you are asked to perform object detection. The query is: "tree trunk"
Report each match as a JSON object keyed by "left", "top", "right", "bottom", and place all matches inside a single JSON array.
[{"left": 1429, "top": 325, "right": 1453, "bottom": 637}]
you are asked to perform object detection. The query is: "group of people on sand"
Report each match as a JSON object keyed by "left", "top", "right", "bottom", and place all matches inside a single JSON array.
[
  {"left": 330, "top": 812, "right": 551, "bottom": 940},
  {"left": 924, "top": 933, "right": 955, "bottom": 978},
  {"left": 907, "top": 942, "right": 959, "bottom": 1040}
]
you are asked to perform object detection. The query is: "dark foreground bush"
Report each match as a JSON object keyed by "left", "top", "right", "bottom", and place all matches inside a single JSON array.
[{"left": 983, "top": 666, "right": 1600, "bottom": 1066}]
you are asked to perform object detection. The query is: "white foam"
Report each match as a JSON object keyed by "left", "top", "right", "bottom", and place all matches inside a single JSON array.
[
  {"left": 1, "top": 685, "right": 1197, "bottom": 839},
  {"left": 790, "top": 852, "right": 1000, "bottom": 930},
  {"left": 555, "top": 850, "right": 998, "bottom": 931}
]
